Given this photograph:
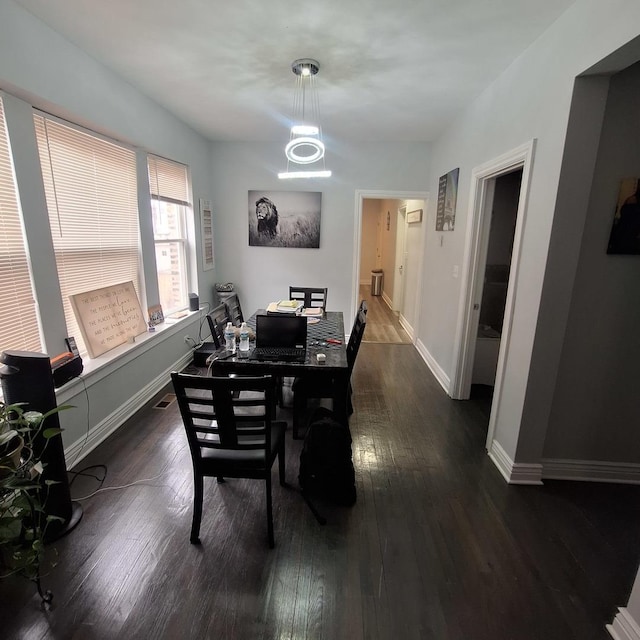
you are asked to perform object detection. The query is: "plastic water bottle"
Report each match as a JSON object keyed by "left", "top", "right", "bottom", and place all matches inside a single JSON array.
[
  {"left": 239, "top": 322, "right": 250, "bottom": 353},
  {"left": 224, "top": 322, "right": 235, "bottom": 353}
]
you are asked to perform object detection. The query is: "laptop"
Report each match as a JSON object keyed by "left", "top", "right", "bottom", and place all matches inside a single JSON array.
[{"left": 250, "top": 314, "right": 308, "bottom": 362}]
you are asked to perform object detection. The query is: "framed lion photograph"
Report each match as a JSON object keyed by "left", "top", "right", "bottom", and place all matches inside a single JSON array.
[{"left": 248, "top": 190, "right": 321, "bottom": 248}]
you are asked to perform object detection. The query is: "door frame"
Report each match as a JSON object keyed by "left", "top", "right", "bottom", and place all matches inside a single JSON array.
[
  {"left": 449, "top": 141, "right": 536, "bottom": 450},
  {"left": 353, "top": 190, "right": 429, "bottom": 334}
]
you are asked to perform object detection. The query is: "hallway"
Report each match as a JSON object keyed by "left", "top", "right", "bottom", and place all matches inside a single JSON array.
[{"left": 359, "top": 284, "right": 412, "bottom": 344}]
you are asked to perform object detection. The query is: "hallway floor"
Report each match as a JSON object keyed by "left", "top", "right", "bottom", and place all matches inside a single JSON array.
[{"left": 358, "top": 284, "right": 412, "bottom": 344}]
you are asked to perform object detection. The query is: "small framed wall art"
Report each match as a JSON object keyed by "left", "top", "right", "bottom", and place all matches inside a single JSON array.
[
  {"left": 200, "top": 198, "right": 214, "bottom": 270},
  {"left": 607, "top": 177, "right": 640, "bottom": 255},
  {"left": 436, "top": 168, "right": 459, "bottom": 231},
  {"left": 407, "top": 209, "right": 423, "bottom": 224}
]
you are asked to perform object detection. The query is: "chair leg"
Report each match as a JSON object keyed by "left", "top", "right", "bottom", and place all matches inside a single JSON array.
[
  {"left": 278, "top": 442, "right": 286, "bottom": 486},
  {"left": 293, "top": 393, "right": 307, "bottom": 439},
  {"left": 191, "top": 472, "right": 204, "bottom": 544},
  {"left": 266, "top": 475, "right": 274, "bottom": 548},
  {"left": 276, "top": 376, "right": 284, "bottom": 407}
]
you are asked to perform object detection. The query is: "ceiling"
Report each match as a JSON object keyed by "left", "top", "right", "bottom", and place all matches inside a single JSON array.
[{"left": 15, "top": 0, "right": 575, "bottom": 143}]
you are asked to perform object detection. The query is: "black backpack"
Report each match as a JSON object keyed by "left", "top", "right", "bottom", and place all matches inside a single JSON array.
[{"left": 298, "top": 407, "right": 356, "bottom": 506}]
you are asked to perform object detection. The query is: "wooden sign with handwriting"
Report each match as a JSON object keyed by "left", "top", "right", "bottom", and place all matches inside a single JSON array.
[{"left": 70, "top": 281, "right": 147, "bottom": 358}]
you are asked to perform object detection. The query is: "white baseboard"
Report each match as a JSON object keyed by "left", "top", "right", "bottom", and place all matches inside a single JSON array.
[
  {"left": 398, "top": 313, "right": 414, "bottom": 340},
  {"left": 607, "top": 608, "right": 640, "bottom": 640},
  {"left": 542, "top": 459, "right": 640, "bottom": 485},
  {"left": 415, "top": 338, "right": 450, "bottom": 394},
  {"left": 64, "top": 351, "right": 193, "bottom": 468},
  {"left": 381, "top": 291, "right": 393, "bottom": 309},
  {"left": 488, "top": 439, "right": 543, "bottom": 485}
]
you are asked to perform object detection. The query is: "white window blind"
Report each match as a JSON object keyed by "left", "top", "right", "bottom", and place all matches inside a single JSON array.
[
  {"left": 0, "top": 97, "right": 42, "bottom": 354},
  {"left": 34, "top": 114, "right": 141, "bottom": 356},
  {"left": 148, "top": 155, "right": 190, "bottom": 314}
]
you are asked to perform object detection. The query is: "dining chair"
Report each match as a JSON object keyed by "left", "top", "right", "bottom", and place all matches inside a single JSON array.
[
  {"left": 223, "top": 292, "right": 244, "bottom": 327},
  {"left": 206, "top": 303, "right": 231, "bottom": 348},
  {"left": 291, "top": 304, "right": 367, "bottom": 438},
  {"left": 171, "top": 373, "right": 287, "bottom": 548},
  {"left": 289, "top": 286, "right": 328, "bottom": 309}
]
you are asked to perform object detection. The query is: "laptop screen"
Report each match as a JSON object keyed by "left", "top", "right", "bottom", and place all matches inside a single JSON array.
[{"left": 255, "top": 314, "right": 307, "bottom": 350}]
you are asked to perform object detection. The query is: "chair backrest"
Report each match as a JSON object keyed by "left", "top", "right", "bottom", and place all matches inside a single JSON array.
[
  {"left": 171, "top": 373, "right": 277, "bottom": 462},
  {"left": 358, "top": 299, "right": 368, "bottom": 316},
  {"left": 206, "top": 303, "right": 231, "bottom": 348},
  {"left": 346, "top": 307, "right": 367, "bottom": 373},
  {"left": 223, "top": 293, "right": 244, "bottom": 327},
  {"left": 289, "top": 286, "right": 328, "bottom": 309}
]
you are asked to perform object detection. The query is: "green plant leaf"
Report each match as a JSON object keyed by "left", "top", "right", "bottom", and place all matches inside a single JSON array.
[{"left": 42, "top": 427, "right": 64, "bottom": 439}]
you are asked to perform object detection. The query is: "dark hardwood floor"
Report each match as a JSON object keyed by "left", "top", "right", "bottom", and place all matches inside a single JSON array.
[{"left": 2, "top": 344, "right": 640, "bottom": 639}]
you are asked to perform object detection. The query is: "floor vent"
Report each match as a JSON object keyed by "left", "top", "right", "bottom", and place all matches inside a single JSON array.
[{"left": 153, "top": 393, "right": 176, "bottom": 410}]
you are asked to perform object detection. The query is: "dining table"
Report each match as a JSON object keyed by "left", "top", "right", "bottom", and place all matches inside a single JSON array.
[{"left": 207, "top": 310, "right": 350, "bottom": 426}]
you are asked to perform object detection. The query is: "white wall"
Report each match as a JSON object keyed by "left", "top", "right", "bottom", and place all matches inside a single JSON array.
[
  {"left": 209, "top": 143, "right": 431, "bottom": 321},
  {"left": 0, "top": 1, "right": 214, "bottom": 450},
  {"left": 418, "top": 0, "right": 640, "bottom": 464}
]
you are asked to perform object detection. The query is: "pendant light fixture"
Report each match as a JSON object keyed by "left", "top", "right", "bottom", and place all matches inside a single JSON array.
[{"left": 278, "top": 58, "right": 332, "bottom": 179}]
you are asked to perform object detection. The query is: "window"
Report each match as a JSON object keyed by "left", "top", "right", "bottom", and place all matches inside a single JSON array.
[
  {"left": 0, "top": 97, "right": 42, "bottom": 354},
  {"left": 34, "top": 114, "right": 141, "bottom": 356},
  {"left": 147, "top": 155, "right": 190, "bottom": 315}
]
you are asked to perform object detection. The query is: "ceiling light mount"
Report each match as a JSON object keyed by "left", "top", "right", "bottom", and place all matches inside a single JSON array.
[{"left": 291, "top": 58, "right": 320, "bottom": 77}]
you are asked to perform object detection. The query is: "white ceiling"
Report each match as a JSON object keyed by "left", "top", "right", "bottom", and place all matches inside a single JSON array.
[{"left": 15, "top": 0, "right": 575, "bottom": 143}]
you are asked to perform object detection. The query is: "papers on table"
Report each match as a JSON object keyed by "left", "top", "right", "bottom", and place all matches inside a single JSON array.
[
  {"left": 265, "top": 301, "right": 324, "bottom": 316},
  {"left": 266, "top": 300, "right": 304, "bottom": 314},
  {"left": 302, "top": 307, "right": 323, "bottom": 316}
]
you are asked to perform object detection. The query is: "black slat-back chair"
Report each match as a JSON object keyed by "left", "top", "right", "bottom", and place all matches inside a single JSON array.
[
  {"left": 171, "top": 373, "right": 286, "bottom": 548},
  {"left": 289, "top": 286, "right": 328, "bottom": 310},
  {"left": 291, "top": 303, "right": 367, "bottom": 438},
  {"left": 223, "top": 293, "right": 244, "bottom": 327},
  {"left": 206, "top": 303, "right": 231, "bottom": 348}
]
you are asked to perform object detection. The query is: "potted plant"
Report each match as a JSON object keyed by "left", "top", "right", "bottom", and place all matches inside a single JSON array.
[{"left": 0, "top": 400, "right": 71, "bottom": 604}]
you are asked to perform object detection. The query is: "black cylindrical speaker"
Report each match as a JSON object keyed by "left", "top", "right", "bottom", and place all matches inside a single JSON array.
[
  {"left": 189, "top": 293, "right": 199, "bottom": 311},
  {"left": 0, "top": 350, "right": 82, "bottom": 541}
]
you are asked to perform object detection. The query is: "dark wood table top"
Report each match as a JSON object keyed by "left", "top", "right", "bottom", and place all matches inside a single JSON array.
[{"left": 209, "top": 310, "right": 348, "bottom": 375}]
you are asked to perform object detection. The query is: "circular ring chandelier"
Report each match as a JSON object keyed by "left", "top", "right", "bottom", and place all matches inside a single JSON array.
[
  {"left": 285, "top": 137, "right": 325, "bottom": 164},
  {"left": 279, "top": 58, "right": 331, "bottom": 178}
]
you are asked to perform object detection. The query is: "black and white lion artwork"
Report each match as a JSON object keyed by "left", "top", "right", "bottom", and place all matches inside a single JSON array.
[
  {"left": 248, "top": 190, "right": 321, "bottom": 248},
  {"left": 255, "top": 197, "right": 279, "bottom": 237}
]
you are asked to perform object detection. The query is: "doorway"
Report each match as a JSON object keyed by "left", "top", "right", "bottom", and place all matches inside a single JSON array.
[
  {"left": 471, "top": 169, "right": 522, "bottom": 387},
  {"left": 449, "top": 141, "right": 536, "bottom": 451},
  {"left": 353, "top": 190, "right": 429, "bottom": 344}
]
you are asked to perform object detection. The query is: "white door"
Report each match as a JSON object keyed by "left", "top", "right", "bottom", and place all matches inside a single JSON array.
[{"left": 393, "top": 205, "right": 407, "bottom": 312}]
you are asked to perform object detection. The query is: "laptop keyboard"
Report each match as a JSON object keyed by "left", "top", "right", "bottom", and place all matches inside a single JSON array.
[{"left": 252, "top": 347, "right": 306, "bottom": 360}]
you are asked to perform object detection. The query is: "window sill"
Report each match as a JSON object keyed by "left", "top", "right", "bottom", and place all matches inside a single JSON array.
[{"left": 55, "top": 309, "right": 203, "bottom": 403}]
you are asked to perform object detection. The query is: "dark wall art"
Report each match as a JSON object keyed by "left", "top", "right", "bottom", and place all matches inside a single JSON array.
[
  {"left": 436, "top": 167, "right": 459, "bottom": 231},
  {"left": 607, "top": 177, "right": 640, "bottom": 255},
  {"left": 248, "top": 190, "right": 321, "bottom": 248}
]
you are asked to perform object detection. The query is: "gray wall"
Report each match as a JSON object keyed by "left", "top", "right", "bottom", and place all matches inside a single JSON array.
[{"left": 543, "top": 61, "right": 640, "bottom": 462}]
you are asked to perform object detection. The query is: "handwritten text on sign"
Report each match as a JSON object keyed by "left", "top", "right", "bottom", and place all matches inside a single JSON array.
[{"left": 70, "top": 281, "right": 148, "bottom": 358}]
